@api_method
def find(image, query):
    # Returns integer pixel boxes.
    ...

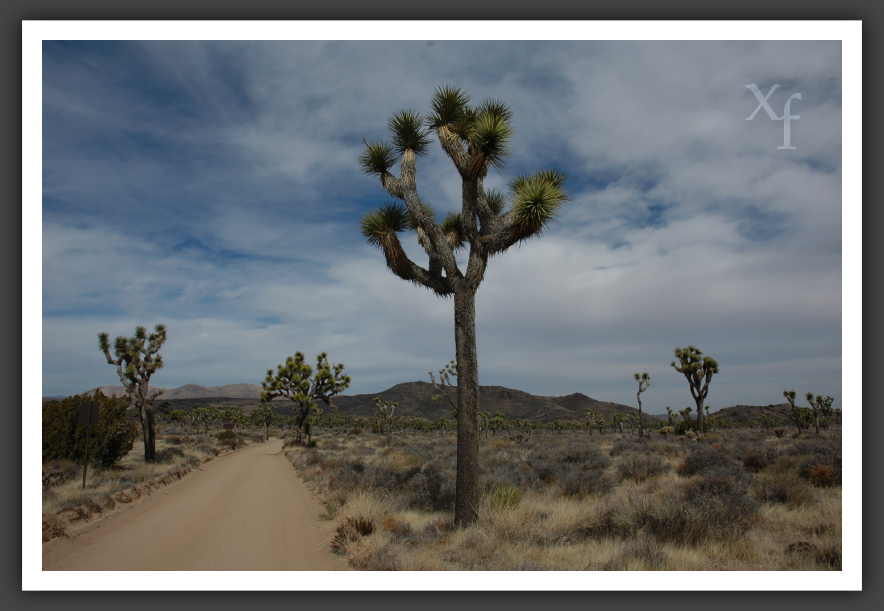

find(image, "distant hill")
[57,381,653,424]
[50,382,793,425]
[711,403,795,427]
[324,382,651,423]
[80,383,261,400]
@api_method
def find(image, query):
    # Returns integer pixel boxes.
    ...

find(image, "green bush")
[489,485,523,510]
[42,391,138,468]
[216,429,237,441]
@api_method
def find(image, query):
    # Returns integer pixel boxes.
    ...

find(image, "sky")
[25,21,861,593]
[32,24,857,418]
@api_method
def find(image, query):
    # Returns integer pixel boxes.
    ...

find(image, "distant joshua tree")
[251,401,279,440]
[584,408,597,436]
[671,346,719,434]
[98,324,167,463]
[261,351,351,444]
[634,372,651,437]
[783,390,803,434]
[806,393,835,435]
[373,395,398,444]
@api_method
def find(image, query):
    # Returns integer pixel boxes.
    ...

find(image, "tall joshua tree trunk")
[454,289,480,521]
[359,86,568,526]
[634,372,650,438]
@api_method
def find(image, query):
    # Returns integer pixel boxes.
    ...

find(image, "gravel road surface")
[42,438,349,571]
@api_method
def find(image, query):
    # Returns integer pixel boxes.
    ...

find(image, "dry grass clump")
[292,427,842,571]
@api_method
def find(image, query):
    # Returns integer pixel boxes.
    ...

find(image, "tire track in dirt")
[42,439,349,571]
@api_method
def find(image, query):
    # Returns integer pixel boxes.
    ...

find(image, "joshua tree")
[634,372,651,437]
[360,86,569,526]
[220,406,248,432]
[373,395,398,444]
[678,406,695,433]
[429,360,459,413]
[251,401,279,440]
[190,406,220,436]
[806,393,834,435]
[478,411,491,438]
[671,346,719,434]
[584,408,597,436]
[816,395,835,429]
[783,389,804,434]
[594,412,607,435]
[98,324,167,462]
[261,351,351,444]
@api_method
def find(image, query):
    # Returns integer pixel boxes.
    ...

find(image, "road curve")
[42,438,349,571]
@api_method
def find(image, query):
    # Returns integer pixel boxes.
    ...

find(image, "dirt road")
[42,439,350,571]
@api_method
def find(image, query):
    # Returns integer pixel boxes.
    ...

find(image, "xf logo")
[746,83,802,150]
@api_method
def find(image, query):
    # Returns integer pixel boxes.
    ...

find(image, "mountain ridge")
[59,381,657,424]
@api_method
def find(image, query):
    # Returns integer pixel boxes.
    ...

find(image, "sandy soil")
[42,438,350,571]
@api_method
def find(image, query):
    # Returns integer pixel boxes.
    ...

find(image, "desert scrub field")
[286,427,842,570]
[42,424,266,541]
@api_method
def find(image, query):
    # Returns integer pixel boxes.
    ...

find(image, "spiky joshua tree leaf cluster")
[359,85,569,297]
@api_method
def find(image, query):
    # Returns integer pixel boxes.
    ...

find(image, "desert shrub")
[753,471,815,506]
[615,453,672,482]
[420,458,456,511]
[518,439,611,492]
[590,470,759,546]
[787,438,841,468]
[647,438,683,458]
[675,419,697,435]
[479,446,528,491]
[220,437,239,450]
[802,464,839,487]
[741,446,778,473]
[658,426,675,437]
[361,462,420,492]
[680,473,760,538]
[556,464,616,497]
[330,515,375,555]
[43,392,138,469]
[609,437,647,457]
[216,429,236,441]
[814,542,842,570]
[784,436,842,486]
[42,459,80,490]
[154,445,187,463]
[544,437,611,469]
[300,447,324,467]
[613,532,668,570]
[677,444,737,477]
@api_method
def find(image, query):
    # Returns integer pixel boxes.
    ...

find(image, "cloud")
[37,37,846,415]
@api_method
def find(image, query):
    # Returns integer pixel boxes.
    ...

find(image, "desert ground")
[42,438,349,571]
